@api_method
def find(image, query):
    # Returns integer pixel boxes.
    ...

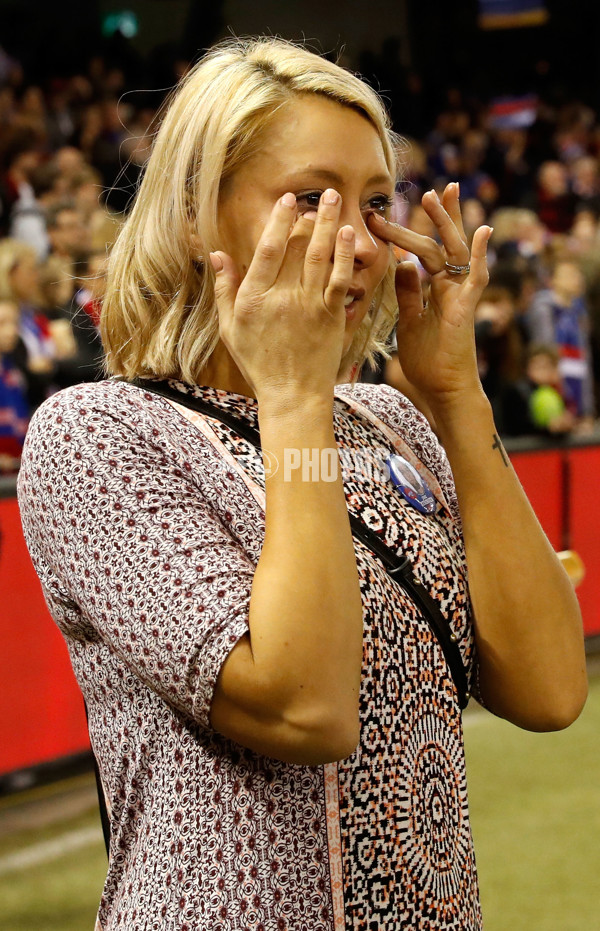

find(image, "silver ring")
[445,261,471,275]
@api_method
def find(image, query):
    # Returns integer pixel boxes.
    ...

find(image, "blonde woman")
[18,38,586,931]
[0,238,59,405]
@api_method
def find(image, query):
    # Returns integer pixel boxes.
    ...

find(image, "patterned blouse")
[18,378,482,931]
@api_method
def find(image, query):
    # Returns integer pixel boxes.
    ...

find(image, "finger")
[278,212,318,282]
[324,225,355,313]
[367,213,444,275]
[394,261,426,327]
[421,189,469,266]
[243,192,297,291]
[301,188,343,292]
[209,251,241,336]
[441,182,467,243]
[459,225,492,305]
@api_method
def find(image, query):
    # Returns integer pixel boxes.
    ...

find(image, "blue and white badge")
[386,454,438,515]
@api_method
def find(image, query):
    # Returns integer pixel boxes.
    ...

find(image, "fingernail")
[209,252,223,272]
[281,192,296,208]
[455,181,460,197]
[432,189,441,203]
[340,225,354,241]
[487,226,494,238]
[323,189,340,205]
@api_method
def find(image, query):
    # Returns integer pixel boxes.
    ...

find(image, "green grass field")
[464,669,600,931]
[0,672,597,930]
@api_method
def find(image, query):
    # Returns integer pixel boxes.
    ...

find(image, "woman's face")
[9,254,41,303]
[217,95,395,354]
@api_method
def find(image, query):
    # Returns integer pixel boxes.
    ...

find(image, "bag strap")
[132,378,470,709]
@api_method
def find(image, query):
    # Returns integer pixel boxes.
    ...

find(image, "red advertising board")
[566,447,600,639]
[0,496,90,776]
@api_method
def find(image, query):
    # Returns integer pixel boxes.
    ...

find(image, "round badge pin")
[386,454,438,515]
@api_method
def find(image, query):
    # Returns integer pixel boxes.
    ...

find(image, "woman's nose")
[342,210,380,267]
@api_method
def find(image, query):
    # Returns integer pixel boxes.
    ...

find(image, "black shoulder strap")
[131,378,470,709]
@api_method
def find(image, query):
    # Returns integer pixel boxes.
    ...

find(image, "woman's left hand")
[372,185,588,732]
[368,183,492,412]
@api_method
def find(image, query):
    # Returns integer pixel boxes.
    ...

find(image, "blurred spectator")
[71,165,123,251]
[0,238,55,406]
[45,200,90,271]
[502,343,575,437]
[0,125,45,254]
[489,207,547,262]
[54,250,106,386]
[527,161,577,233]
[54,145,86,188]
[78,103,103,163]
[462,197,487,245]
[38,254,78,366]
[30,159,70,212]
[39,253,74,314]
[17,85,47,138]
[567,209,599,256]
[475,285,524,432]
[0,296,29,473]
[45,81,77,149]
[90,98,131,203]
[525,258,595,428]
[72,164,105,222]
[526,344,575,434]
[571,155,600,216]
[484,127,533,206]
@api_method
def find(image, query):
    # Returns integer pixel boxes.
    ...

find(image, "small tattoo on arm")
[492,433,509,467]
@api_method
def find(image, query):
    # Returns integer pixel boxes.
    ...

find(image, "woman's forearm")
[211,394,363,763]
[431,389,587,730]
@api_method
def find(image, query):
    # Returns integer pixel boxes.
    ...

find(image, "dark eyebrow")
[288,168,393,188]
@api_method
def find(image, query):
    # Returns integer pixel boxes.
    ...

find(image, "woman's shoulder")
[20,379,191,486]
[26,379,169,435]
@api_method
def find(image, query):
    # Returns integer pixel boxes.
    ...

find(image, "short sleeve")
[17,384,259,730]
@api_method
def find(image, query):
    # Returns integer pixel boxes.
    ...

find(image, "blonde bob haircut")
[101,36,401,384]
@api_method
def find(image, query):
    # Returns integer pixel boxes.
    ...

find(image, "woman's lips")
[344,289,365,318]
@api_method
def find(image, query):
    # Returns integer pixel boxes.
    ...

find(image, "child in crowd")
[525,258,595,430]
[502,344,575,437]
[527,344,575,434]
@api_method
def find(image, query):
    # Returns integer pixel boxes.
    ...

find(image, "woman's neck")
[197,341,256,398]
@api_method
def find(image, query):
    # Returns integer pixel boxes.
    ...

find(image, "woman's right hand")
[208,194,365,765]
[209,190,355,405]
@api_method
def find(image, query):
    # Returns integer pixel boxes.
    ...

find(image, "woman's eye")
[296,191,323,210]
[295,191,393,215]
[365,195,394,216]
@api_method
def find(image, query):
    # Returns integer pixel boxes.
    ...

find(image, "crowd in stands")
[2,37,600,473]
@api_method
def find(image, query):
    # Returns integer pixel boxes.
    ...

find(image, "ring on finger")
[445,261,471,275]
